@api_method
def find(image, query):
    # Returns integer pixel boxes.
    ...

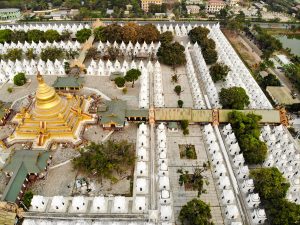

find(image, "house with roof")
[1,150,51,204]
[52,76,84,91]
[98,99,148,130]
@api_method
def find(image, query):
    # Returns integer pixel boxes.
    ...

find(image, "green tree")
[209,63,230,82]
[86,47,98,60]
[178,99,184,108]
[239,134,267,164]
[265,199,300,225]
[94,26,107,42]
[219,87,250,110]
[121,23,139,44]
[125,69,141,87]
[72,141,135,182]
[103,24,123,43]
[13,72,27,86]
[202,48,218,65]
[179,198,214,225]
[25,48,37,60]
[188,27,210,43]
[106,46,120,61]
[76,28,92,43]
[180,120,189,130]
[174,85,182,96]
[114,76,126,88]
[61,30,72,41]
[157,42,186,68]
[262,73,281,88]
[12,30,27,43]
[159,31,173,45]
[22,190,33,210]
[5,48,23,61]
[27,29,45,43]
[200,38,216,51]
[44,29,61,43]
[138,23,160,44]
[0,29,13,43]
[250,167,290,200]
[40,47,64,61]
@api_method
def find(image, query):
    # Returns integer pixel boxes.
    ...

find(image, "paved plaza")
[167,125,225,225]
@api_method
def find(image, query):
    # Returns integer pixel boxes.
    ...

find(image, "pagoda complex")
[8,73,95,149]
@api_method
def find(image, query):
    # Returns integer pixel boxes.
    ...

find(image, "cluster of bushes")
[0,29,72,44]
[209,63,230,82]
[94,23,160,44]
[114,69,141,88]
[157,31,186,68]
[188,27,218,65]
[251,25,282,59]
[219,87,250,110]
[250,167,300,225]
[228,111,267,164]
[283,64,300,92]
[0,47,78,62]
[13,72,27,86]
[180,120,189,135]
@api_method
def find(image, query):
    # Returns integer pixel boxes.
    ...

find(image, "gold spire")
[35,72,63,114]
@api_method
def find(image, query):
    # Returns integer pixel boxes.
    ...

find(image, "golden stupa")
[8,73,95,148]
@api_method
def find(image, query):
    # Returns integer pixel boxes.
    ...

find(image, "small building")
[50,10,69,20]
[141,0,163,12]
[186,5,200,14]
[266,86,300,105]
[0,8,21,21]
[1,150,51,204]
[0,101,12,126]
[167,122,178,132]
[98,99,148,130]
[52,76,84,91]
[276,54,292,67]
[206,0,226,13]
[186,0,204,4]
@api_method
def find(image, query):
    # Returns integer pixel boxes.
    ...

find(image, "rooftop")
[2,150,50,203]
[0,8,20,13]
[52,76,84,88]
[266,86,300,105]
[0,101,12,121]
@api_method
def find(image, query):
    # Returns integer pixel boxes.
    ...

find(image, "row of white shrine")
[97,41,159,58]
[0,40,81,55]
[0,59,66,83]
[156,123,173,223]
[0,23,90,34]
[262,125,300,204]
[29,123,152,215]
[221,124,268,224]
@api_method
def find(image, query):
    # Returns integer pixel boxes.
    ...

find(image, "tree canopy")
[72,140,135,182]
[202,48,218,65]
[250,167,290,201]
[188,27,210,44]
[179,198,214,225]
[262,73,281,88]
[27,29,45,43]
[125,69,141,87]
[0,29,13,43]
[13,72,27,86]
[265,198,300,225]
[219,87,250,110]
[114,76,126,88]
[157,41,186,68]
[159,31,173,45]
[209,63,230,82]
[43,29,61,43]
[5,48,23,61]
[40,47,64,62]
[228,111,267,164]
[76,28,92,43]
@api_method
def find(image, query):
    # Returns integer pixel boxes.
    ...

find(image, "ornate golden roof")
[34,72,63,115]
